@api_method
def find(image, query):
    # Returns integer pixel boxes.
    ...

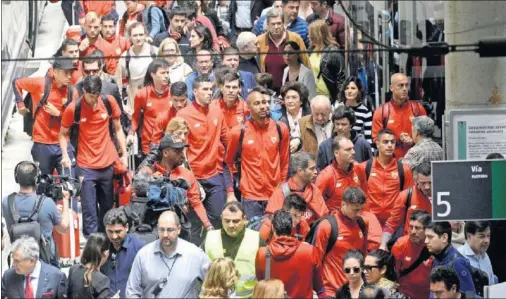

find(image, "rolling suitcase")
[53,196,80,267]
[113,158,133,207]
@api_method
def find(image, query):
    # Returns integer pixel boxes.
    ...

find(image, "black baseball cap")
[160,135,189,150]
[53,56,77,70]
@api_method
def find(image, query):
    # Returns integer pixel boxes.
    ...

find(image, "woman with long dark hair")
[335,76,373,146]
[282,41,317,100]
[126,59,172,158]
[186,24,222,71]
[363,250,408,299]
[336,250,370,299]
[67,233,114,298]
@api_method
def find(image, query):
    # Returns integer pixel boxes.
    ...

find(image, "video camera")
[36,174,81,201]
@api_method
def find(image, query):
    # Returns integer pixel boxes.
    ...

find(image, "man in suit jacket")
[2,236,66,299]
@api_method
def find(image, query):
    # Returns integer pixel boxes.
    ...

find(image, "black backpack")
[234,120,283,193]
[247,183,291,232]
[22,77,74,137]
[69,95,114,156]
[136,5,170,35]
[365,158,406,191]
[305,214,367,259]
[6,193,59,267]
[448,253,489,297]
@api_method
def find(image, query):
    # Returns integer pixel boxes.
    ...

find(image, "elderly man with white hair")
[292,95,333,157]
[403,115,443,170]
[1,236,67,299]
[236,32,260,74]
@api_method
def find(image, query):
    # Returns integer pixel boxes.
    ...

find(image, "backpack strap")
[356,216,368,247]
[265,247,271,280]
[281,183,291,199]
[234,121,247,182]
[325,215,339,257]
[125,49,131,80]
[397,160,405,191]
[102,95,113,116]
[275,121,283,151]
[71,97,83,155]
[365,158,374,181]
[67,85,75,106]
[7,193,21,224]
[33,76,52,120]
[409,101,421,117]
[27,196,45,222]
[399,246,430,277]
[382,102,390,129]
[405,187,413,211]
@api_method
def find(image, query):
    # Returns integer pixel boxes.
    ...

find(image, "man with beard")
[126,211,211,298]
[224,86,290,219]
[203,201,263,298]
[391,210,433,299]
[380,161,434,250]
[135,135,214,239]
[101,208,145,298]
[152,6,190,52]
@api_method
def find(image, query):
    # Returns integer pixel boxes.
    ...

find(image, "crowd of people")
[2,0,505,298]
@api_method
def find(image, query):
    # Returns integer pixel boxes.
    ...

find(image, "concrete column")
[445,1,506,109]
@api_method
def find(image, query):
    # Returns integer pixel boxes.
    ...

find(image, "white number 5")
[437,192,451,217]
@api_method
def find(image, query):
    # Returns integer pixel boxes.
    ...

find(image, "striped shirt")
[334,102,373,146]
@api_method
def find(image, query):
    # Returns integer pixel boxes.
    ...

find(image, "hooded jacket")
[255,236,326,299]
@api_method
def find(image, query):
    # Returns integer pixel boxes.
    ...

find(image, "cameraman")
[135,135,214,244]
[2,161,70,266]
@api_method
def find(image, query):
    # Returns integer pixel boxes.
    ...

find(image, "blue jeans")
[77,164,114,237]
[198,173,227,229]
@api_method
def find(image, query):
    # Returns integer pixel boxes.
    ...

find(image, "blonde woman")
[251,279,286,299]
[158,38,193,83]
[201,258,239,298]
[309,19,345,104]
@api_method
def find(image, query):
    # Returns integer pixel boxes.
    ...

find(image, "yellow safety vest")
[205,229,259,298]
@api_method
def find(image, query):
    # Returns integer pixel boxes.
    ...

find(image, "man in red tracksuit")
[256,210,327,299]
[101,14,130,73]
[380,161,433,249]
[13,57,78,176]
[314,186,369,296]
[266,151,328,225]
[224,86,290,220]
[260,194,311,242]
[391,210,433,299]
[372,73,426,158]
[177,75,232,229]
[315,136,369,212]
[358,129,413,226]
[60,75,127,237]
[151,82,188,146]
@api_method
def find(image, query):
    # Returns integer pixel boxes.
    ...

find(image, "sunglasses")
[344,267,361,274]
[362,265,381,271]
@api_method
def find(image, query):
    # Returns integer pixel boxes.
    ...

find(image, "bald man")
[372,73,426,158]
[126,211,211,298]
[224,86,290,220]
[294,95,333,157]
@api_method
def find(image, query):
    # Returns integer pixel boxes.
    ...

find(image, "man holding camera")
[135,135,214,244]
[2,161,70,267]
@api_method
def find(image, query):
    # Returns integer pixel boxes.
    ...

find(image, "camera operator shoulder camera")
[1,161,72,267]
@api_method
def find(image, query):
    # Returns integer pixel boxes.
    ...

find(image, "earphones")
[14,161,40,185]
